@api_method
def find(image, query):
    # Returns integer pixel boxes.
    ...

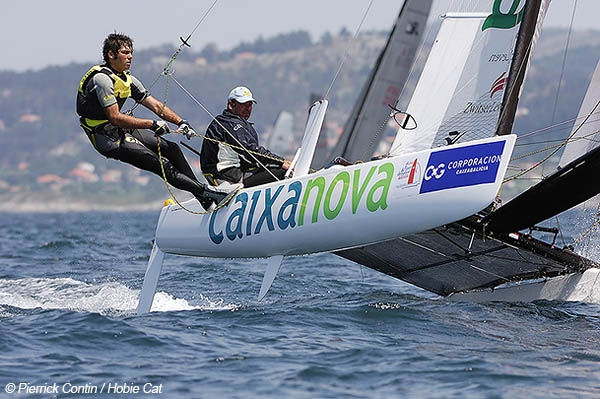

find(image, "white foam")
[0,278,238,315]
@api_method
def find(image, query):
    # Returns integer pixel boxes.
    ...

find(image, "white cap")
[227,86,256,104]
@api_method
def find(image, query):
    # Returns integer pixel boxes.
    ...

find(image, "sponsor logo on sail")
[396,159,421,188]
[420,141,505,193]
[482,0,525,31]
[424,164,445,181]
[488,52,513,63]
[463,101,502,114]
[490,72,507,98]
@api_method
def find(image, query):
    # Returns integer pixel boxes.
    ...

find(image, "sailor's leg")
[242,166,287,188]
[131,129,197,181]
[137,240,165,314]
[117,132,207,199]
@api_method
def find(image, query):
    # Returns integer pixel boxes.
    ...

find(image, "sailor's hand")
[151,120,170,136]
[282,160,292,170]
[178,119,196,140]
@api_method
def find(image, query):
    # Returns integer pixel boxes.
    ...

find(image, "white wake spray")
[0,277,238,315]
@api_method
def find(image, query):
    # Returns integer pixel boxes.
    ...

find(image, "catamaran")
[137,0,600,314]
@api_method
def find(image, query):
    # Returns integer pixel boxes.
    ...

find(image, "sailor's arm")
[103,104,155,129]
[103,96,187,134]
[232,125,290,169]
[141,95,184,125]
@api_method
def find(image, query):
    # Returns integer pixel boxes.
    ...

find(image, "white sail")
[558,59,600,168]
[390,5,525,155]
[294,100,328,177]
[266,111,294,157]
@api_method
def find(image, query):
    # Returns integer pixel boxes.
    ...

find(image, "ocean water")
[2,211,600,398]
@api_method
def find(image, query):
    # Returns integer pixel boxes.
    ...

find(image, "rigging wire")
[168,74,280,181]
[127,0,220,116]
[549,0,578,124]
[541,0,578,179]
[515,112,600,141]
[509,125,600,162]
[503,99,600,182]
[323,0,375,100]
[155,134,241,215]
[124,0,283,210]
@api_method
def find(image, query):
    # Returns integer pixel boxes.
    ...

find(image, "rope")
[128,0,230,212]
[168,74,281,180]
[155,134,240,214]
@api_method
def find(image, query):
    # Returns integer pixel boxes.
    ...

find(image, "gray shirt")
[88,72,147,109]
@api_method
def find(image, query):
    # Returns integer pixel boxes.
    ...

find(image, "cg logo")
[424,163,445,181]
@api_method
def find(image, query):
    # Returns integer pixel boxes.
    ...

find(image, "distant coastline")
[0,198,163,213]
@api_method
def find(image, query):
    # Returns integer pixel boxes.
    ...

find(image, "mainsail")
[336,0,600,297]
[390,2,530,156]
[325,0,432,165]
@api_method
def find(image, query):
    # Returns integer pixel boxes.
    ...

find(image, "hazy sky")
[1,0,597,72]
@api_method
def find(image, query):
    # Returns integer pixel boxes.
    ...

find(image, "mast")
[496,0,543,136]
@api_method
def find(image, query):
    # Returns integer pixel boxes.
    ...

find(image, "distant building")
[235,52,256,60]
[19,113,41,123]
[77,162,95,173]
[135,176,150,186]
[68,163,99,183]
[37,174,69,184]
[194,57,208,66]
[102,170,122,183]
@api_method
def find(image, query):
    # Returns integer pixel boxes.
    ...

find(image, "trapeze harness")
[76,65,135,150]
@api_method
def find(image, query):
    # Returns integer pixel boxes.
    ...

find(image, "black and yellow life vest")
[77,65,133,129]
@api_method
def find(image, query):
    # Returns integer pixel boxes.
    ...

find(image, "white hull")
[449,268,600,303]
[154,135,516,258]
